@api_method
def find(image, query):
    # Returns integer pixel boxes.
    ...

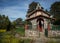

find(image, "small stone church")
[25,2,55,38]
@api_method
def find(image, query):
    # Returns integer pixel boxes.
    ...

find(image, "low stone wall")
[48,30,60,37]
[25,30,39,38]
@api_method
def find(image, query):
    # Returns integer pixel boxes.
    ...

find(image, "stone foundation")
[25,29,46,39]
[48,30,60,37]
[25,30,39,38]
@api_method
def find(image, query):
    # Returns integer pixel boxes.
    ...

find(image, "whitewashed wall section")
[30,19,37,29]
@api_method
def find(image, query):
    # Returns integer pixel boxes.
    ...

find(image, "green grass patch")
[16,27,25,36]
[24,39,32,43]
[0,32,23,43]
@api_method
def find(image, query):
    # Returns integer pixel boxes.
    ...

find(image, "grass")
[0,32,32,43]
[24,39,32,43]
[46,39,60,43]
[15,27,25,36]
[0,27,32,43]
[0,29,6,32]
[48,35,60,39]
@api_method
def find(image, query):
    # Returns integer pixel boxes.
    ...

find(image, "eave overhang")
[26,15,55,21]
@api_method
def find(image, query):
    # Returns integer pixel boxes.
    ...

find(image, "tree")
[27,1,44,13]
[27,2,38,13]
[0,14,11,31]
[6,16,11,31]
[53,19,60,25]
[45,9,49,13]
[14,18,23,27]
[50,2,60,20]
[50,2,60,25]
[23,20,32,25]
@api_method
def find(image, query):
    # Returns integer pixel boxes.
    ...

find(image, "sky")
[0,0,60,21]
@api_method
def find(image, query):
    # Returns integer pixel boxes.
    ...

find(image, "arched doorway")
[37,17,44,32]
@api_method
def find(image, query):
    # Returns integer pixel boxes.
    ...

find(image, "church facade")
[25,2,55,38]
